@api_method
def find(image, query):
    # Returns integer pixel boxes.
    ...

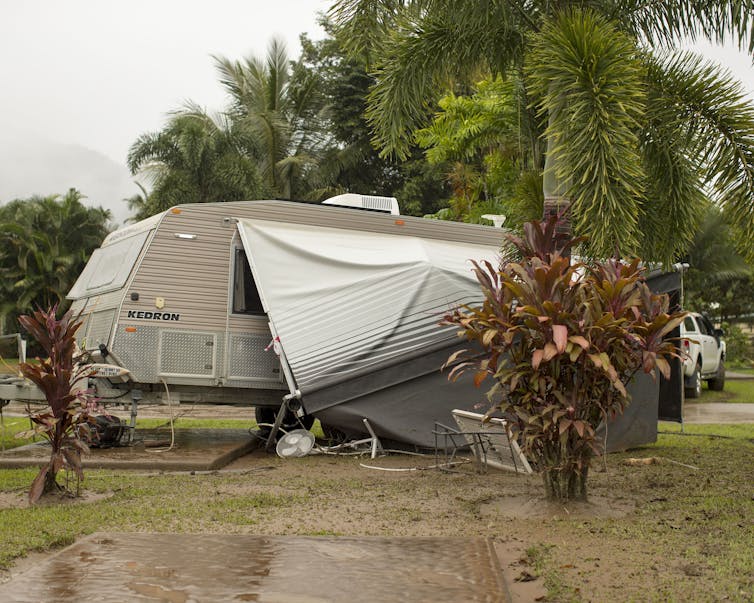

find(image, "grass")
[0,417,35,452]
[0,416,257,452]
[0,358,25,376]
[693,376,754,403]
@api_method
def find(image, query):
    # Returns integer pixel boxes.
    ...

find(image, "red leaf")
[569,335,590,350]
[542,342,558,362]
[473,370,488,388]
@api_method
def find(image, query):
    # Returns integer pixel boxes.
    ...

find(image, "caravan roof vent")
[322,193,400,215]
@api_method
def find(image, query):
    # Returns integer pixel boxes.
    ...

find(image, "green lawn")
[697,377,754,403]
[0,417,258,452]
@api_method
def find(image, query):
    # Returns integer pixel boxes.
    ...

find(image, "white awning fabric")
[237,218,500,395]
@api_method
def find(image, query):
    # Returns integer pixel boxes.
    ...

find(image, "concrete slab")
[0,532,510,602]
[682,402,754,424]
[0,429,259,471]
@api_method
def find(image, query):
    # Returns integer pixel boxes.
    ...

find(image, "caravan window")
[232,249,264,315]
[67,230,150,300]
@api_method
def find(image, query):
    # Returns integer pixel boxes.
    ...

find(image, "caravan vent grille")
[322,193,400,215]
[228,334,282,381]
[362,196,393,212]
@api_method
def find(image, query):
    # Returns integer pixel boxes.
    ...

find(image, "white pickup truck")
[680,312,726,398]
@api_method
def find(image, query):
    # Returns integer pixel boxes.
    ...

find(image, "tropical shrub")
[443,218,684,502]
[16,307,95,504]
[720,322,753,368]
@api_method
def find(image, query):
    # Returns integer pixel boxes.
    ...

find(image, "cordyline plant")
[16,306,94,504]
[443,218,684,502]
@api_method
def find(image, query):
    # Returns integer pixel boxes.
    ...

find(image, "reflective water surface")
[1,533,508,602]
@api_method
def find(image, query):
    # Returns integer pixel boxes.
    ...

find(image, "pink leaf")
[552,325,568,353]
[569,335,590,350]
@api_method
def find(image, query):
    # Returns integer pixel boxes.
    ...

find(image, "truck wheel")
[685,361,702,399]
[707,360,725,391]
[255,406,314,437]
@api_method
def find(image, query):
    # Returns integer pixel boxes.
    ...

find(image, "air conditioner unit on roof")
[322,193,400,215]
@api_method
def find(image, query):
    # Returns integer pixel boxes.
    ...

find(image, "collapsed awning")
[236,218,501,412]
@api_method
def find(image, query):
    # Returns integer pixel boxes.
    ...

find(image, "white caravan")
[61,198,506,447]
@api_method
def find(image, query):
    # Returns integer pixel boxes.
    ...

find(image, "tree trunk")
[43,466,59,495]
[539,439,591,502]
[542,102,572,243]
[542,463,589,502]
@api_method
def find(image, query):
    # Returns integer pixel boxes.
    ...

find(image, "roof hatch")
[322,193,400,215]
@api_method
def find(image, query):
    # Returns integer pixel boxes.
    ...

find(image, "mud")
[0,428,259,471]
[0,532,509,602]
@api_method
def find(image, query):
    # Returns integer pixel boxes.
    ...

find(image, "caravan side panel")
[112,205,282,389]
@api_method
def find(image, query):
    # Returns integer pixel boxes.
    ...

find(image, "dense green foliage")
[719,322,754,368]
[415,77,543,225]
[127,25,449,220]
[331,0,754,263]
[294,22,449,216]
[0,190,111,334]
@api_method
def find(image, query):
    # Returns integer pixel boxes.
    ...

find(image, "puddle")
[0,533,508,602]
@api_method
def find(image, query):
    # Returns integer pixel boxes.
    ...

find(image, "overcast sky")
[1,1,752,177]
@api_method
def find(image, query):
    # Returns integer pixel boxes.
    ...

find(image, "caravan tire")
[254,406,314,437]
[320,423,348,445]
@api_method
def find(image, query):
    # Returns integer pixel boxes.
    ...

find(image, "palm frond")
[616,0,754,52]
[527,8,646,258]
[646,50,754,260]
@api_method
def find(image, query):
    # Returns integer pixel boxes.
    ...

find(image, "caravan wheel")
[255,406,314,437]
[320,423,348,445]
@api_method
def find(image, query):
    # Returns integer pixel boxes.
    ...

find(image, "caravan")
[64,197,505,447]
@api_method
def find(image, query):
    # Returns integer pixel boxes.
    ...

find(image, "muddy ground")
[2,403,753,601]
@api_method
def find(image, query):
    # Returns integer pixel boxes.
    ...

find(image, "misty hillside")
[0,139,138,226]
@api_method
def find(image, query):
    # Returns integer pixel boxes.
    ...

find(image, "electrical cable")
[147,379,176,452]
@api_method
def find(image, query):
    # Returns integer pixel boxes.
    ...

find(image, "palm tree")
[214,37,326,199]
[127,106,265,219]
[330,1,754,263]
[683,204,752,313]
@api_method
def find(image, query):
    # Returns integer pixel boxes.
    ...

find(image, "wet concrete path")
[0,533,509,602]
[681,402,754,424]
[0,428,258,471]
